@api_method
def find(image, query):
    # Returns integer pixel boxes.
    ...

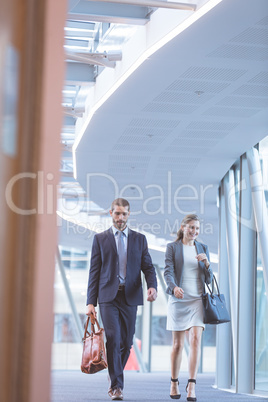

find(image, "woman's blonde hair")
[176,214,200,241]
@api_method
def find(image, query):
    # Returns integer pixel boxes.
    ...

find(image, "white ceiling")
[62,0,268,257]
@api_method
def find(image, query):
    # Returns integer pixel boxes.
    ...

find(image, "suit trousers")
[99,289,137,390]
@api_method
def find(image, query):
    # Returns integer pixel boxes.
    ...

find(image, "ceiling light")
[64,27,95,33]
[195,90,204,96]
[62,89,77,95]
[64,45,93,51]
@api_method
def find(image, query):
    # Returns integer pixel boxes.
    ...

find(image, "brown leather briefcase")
[81,315,108,374]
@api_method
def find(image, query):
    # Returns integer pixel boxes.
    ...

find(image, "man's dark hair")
[111,198,130,211]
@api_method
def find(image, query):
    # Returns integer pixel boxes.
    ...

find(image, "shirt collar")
[112,225,128,237]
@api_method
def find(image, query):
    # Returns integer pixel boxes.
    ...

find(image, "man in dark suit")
[86,198,157,401]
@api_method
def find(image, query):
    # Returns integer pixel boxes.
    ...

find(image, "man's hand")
[86,304,97,319]
[147,287,157,302]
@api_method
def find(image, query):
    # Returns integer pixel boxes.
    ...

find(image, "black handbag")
[202,274,230,325]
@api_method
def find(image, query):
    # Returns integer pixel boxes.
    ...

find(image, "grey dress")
[164,240,213,331]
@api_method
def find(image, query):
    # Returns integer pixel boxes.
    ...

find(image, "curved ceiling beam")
[85,0,196,11]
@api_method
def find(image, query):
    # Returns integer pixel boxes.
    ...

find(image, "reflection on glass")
[61,248,88,270]
[233,162,240,233]
[255,241,268,391]
[255,137,268,391]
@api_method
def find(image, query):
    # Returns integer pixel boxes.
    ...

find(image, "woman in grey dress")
[164,214,213,402]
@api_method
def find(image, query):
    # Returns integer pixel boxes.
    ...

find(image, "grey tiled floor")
[51,371,268,401]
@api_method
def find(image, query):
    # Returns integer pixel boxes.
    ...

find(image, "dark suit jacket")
[164,239,213,295]
[87,227,157,306]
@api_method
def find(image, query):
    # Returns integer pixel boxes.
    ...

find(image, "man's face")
[110,205,130,231]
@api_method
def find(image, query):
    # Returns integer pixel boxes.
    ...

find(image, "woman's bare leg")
[186,326,203,398]
[170,331,185,396]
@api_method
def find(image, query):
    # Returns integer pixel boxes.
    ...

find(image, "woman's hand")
[196,253,210,268]
[173,286,184,299]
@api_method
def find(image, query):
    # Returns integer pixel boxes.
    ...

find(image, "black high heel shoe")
[186,379,197,402]
[170,378,181,399]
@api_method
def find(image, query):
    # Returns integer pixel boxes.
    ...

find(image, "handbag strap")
[206,274,220,296]
[200,243,213,293]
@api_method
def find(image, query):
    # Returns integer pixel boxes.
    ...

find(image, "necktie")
[117,231,127,281]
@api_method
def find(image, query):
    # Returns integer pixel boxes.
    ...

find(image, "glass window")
[52,248,89,369]
[255,238,268,391]
[61,247,89,270]
[255,137,268,391]
[232,161,241,234]
[202,326,216,373]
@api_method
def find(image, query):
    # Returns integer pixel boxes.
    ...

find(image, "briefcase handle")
[83,315,101,341]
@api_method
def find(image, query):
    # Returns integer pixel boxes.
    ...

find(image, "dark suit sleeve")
[86,234,102,306]
[140,235,157,290]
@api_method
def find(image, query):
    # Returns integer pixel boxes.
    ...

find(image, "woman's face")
[182,220,200,242]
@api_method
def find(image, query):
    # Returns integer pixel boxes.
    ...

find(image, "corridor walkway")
[51,371,267,401]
